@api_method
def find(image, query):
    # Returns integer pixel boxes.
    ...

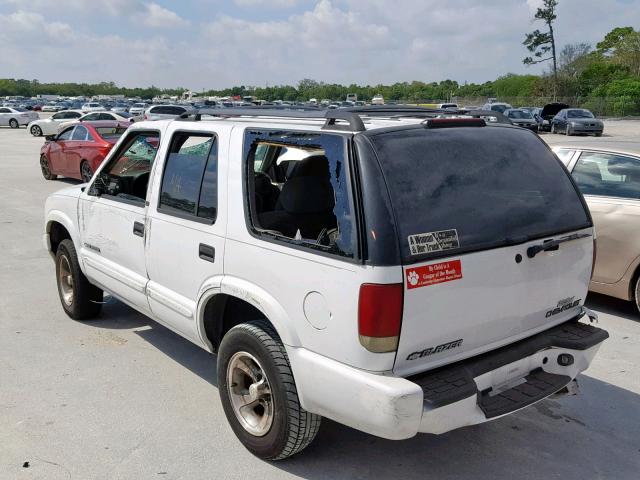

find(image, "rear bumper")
[288,312,607,440]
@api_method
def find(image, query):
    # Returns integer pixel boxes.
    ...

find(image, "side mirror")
[45,134,56,142]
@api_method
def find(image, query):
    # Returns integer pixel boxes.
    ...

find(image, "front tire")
[634,276,640,315]
[217,320,321,460]
[40,155,57,180]
[9,119,19,129]
[55,239,103,320]
[31,125,42,136]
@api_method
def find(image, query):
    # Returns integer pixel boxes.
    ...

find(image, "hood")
[541,102,570,118]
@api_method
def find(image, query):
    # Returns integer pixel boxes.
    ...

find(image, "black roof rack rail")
[342,106,512,125]
[177,107,366,132]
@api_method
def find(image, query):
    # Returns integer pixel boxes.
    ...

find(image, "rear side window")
[366,126,591,263]
[158,132,217,223]
[572,152,640,199]
[71,125,88,140]
[243,129,356,259]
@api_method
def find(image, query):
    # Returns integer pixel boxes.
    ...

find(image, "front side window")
[158,132,217,222]
[243,129,356,259]
[83,113,99,121]
[572,152,640,199]
[90,130,160,204]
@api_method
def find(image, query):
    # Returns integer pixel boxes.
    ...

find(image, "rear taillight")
[358,283,403,353]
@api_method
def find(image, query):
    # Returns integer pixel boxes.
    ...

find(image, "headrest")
[290,155,330,179]
[279,177,334,214]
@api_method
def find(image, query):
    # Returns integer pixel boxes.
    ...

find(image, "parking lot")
[1,121,639,479]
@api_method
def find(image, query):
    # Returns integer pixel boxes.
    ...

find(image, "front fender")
[196,275,301,350]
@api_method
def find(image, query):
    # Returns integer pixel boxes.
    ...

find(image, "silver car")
[143,104,191,121]
[554,146,640,312]
[0,107,39,128]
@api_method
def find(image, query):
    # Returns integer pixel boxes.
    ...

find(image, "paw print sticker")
[407,271,419,287]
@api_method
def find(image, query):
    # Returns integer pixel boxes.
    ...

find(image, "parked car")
[111,104,130,114]
[39,121,129,182]
[538,102,570,132]
[58,111,136,130]
[42,103,64,112]
[0,106,39,128]
[143,104,191,120]
[371,94,384,105]
[480,102,512,113]
[554,146,640,311]
[43,108,608,460]
[551,109,603,136]
[129,102,148,116]
[503,108,539,131]
[81,102,106,112]
[28,110,84,136]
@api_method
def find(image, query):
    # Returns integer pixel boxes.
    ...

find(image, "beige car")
[554,146,640,312]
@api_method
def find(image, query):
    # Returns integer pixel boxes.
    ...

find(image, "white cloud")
[138,2,189,28]
[234,0,300,7]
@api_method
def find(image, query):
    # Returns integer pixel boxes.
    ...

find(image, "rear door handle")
[199,243,215,263]
[133,221,145,237]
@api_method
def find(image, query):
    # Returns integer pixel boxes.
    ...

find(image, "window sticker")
[408,229,459,255]
[406,260,462,290]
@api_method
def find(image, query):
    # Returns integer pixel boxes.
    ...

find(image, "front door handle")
[133,221,145,237]
[199,243,215,263]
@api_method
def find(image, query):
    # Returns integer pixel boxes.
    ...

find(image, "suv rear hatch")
[363,124,593,377]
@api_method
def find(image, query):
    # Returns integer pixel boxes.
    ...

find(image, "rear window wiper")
[527,232,592,258]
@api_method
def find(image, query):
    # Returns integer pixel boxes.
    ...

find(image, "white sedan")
[81,102,106,112]
[57,111,137,131]
[0,107,39,128]
[27,110,83,136]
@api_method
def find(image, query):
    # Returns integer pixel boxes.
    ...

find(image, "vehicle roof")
[553,144,640,157]
[79,120,131,128]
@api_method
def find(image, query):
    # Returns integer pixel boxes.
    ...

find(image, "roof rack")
[343,106,512,124]
[177,107,366,132]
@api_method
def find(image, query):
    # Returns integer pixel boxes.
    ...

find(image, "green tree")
[523,0,559,93]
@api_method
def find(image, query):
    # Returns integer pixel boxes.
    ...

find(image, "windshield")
[567,109,594,118]
[366,126,591,263]
[95,126,127,139]
[490,104,510,113]
[507,110,533,119]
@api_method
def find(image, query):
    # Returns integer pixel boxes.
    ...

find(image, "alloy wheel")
[58,254,74,307]
[81,162,93,183]
[31,125,42,136]
[226,351,274,437]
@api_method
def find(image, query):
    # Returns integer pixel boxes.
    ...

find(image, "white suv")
[44,107,608,460]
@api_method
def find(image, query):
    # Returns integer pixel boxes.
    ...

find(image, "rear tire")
[55,239,103,320]
[80,161,93,183]
[595,132,603,137]
[30,125,42,136]
[566,125,572,136]
[217,320,321,460]
[9,119,19,129]
[40,155,57,180]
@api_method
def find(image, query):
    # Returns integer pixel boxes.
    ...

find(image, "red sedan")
[40,121,129,182]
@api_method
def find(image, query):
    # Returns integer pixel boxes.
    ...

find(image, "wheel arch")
[45,211,81,258]
[196,277,300,353]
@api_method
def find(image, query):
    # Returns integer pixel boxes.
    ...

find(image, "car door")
[48,126,74,175]
[570,150,640,284]
[0,107,10,126]
[63,124,90,178]
[144,124,228,342]
[79,128,163,312]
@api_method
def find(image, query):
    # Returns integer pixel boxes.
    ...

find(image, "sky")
[0,0,639,90]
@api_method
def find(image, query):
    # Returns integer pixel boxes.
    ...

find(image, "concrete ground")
[1,121,639,480]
